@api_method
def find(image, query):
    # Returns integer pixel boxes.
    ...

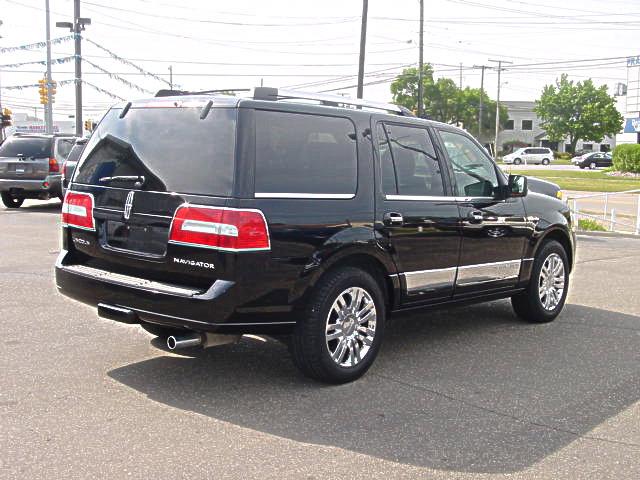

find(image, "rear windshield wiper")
[98,175,146,188]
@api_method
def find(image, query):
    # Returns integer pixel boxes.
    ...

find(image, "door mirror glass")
[508,174,528,197]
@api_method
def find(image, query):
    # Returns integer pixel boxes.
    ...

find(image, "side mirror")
[507,174,528,198]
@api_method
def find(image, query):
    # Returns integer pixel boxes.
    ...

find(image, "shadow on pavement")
[1,201,62,214]
[108,301,640,473]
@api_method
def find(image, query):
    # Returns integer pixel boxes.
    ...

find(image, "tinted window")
[66,143,86,163]
[439,130,499,197]
[378,123,445,196]
[255,111,357,195]
[524,149,534,154]
[56,138,75,159]
[74,107,236,196]
[0,137,51,157]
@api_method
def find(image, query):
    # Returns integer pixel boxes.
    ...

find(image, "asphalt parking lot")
[2,200,639,479]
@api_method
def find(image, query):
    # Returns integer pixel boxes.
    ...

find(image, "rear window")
[73,107,236,196]
[0,137,51,158]
[254,110,357,197]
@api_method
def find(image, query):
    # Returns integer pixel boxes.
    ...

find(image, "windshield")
[0,137,52,158]
[73,106,237,196]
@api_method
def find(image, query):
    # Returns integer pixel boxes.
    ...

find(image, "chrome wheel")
[325,287,377,367]
[538,253,565,311]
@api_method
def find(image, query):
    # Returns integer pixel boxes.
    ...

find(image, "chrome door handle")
[384,212,404,225]
[468,211,484,223]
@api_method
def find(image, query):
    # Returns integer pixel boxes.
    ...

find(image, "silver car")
[0,133,76,208]
[503,147,554,165]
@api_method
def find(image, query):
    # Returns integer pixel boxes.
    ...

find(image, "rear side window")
[377,123,445,196]
[0,137,51,158]
[56,139,75,159]
[254,111,357,197]
[74,107,236,196]
[66,143,86,163]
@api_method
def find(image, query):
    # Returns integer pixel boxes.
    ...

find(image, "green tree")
[390,65,508,142]
[535,74,623,153]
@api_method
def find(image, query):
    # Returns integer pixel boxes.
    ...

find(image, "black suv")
[0,133,76,208]
[56,88,575,383]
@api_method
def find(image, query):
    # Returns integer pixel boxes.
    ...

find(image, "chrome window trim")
[385,194,495,202]
[255,193,355,199]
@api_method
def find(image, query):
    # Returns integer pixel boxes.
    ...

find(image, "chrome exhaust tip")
[167,333,203,350]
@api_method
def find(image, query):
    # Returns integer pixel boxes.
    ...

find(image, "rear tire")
[541,158,550,165]
[140,322,185,338]
[513,158,522,165]
[291,267,385,383]
[1,192,24,209]
[512,240,569,323]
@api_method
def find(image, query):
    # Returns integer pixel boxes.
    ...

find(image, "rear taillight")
[62,192,95,231]
[49,157,59,173]
[169,205,270,252]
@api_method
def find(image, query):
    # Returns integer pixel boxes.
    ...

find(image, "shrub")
[612,144,640,173]
[578,218,606,232]
[555,152,572,160]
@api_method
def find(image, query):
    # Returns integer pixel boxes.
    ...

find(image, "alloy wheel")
[325,287,377,367]
[538,253,565,311]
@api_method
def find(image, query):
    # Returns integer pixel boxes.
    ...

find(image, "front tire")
[291,267,385,383]
[512,240,569,323]
[513,158,522,165]
[1,192,24,209]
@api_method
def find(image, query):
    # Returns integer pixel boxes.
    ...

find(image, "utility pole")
[417,0,424,117]
[168,65,173,90]
[45,0,54,134]
[459,63,463,89]
[473,65,488,141]
[489,59,512,159]
[356,0,368,99]
[56,1,90,137]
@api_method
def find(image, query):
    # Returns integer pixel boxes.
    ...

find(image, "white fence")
[567,189,640,234]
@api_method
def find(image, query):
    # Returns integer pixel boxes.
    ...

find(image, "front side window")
[439,130,499,198]
[377,123,445,196]
[255,111,357,196]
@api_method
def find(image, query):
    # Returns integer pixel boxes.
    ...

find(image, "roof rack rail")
[252,87,413,116]
[154,88,250,97]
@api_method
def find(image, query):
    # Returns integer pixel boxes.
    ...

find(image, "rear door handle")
[383,212,404,226]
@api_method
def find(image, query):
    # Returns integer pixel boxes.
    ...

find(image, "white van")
[503,147,554,165]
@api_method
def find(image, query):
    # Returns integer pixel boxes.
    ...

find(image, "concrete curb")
[576,230,639,239]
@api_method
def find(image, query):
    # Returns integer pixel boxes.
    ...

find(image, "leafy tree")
[535,74,623,153]
[390,65,508,142]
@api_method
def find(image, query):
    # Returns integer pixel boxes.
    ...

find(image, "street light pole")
[489,59,512,159]
[473,65,488,141]
[356,0,368,99]
[57,1,89,137]
[417,0,424,117]
[45,0,54,134]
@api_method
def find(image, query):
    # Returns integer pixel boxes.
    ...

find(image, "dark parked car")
[0,133,76,208]
[574,152,612,169]
[62,137,88,196]
[56,88,576,383]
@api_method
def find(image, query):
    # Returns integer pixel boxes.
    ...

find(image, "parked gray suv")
[0,133,76,208]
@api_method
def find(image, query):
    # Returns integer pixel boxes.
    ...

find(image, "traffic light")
[38,78,57,104]
[1,108,12,128]
[38,78,48,105]
[49,80,57,104]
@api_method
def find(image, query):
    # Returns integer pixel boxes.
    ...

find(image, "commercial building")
[500,100,614,154]
[615,56,640,146]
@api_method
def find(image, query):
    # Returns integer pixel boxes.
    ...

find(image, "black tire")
[1,192,24,209]
[140,322,185,338]
[579,165,585,169]
[511,240,569,323]
[541,158,550,165]
[291,267,386,384]
[513,158,522,165]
